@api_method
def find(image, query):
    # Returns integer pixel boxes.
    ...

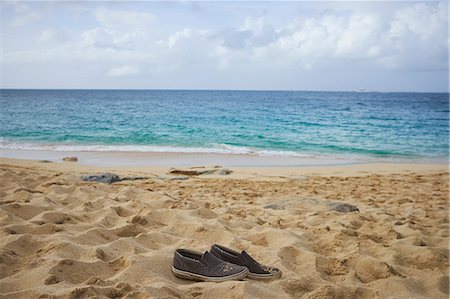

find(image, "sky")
[1,1,448,92]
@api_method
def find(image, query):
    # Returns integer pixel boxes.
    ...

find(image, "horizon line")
[1,88,448,94]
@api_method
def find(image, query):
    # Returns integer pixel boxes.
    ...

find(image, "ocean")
[0,89,448,163]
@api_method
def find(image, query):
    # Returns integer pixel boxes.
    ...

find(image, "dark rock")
[120,176,149,181]
[331,203,359,213]
[168,168,214,176]
[81,173,149,184]
[63,157,78,162]
[216,168,233,175]
[168,166,232,176]
[155,175,189,181]
[82,173,121,184]
[38,160,53,163]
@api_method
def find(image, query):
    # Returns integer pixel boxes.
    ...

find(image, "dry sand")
[0,158,448,298]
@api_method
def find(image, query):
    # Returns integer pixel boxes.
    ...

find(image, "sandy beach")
[0,157,448,298]
[2,0,449,297]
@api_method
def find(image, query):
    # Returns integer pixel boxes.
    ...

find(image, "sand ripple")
[0,163,448,298]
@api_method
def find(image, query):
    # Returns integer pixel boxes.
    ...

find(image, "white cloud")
[78,7,156,52]
[219,17,278,49]
[4,3,447,73]
[247,13,385,69]
[378,2,448,70]
[389,3,446,41]
[224,2,448,71]
[164,28,235,71]
[38,28,67,44]
[82,27,115,48]
[107,65,139,77]
[94,8,154,30]
[1,2,447,90]
[9,1,42,26]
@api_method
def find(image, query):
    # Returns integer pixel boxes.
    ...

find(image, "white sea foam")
[0,139,312,158]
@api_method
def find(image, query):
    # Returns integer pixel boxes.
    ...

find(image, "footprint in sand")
[1,203,49,220]
[315,255,349,277]
[112,224,145,238]
[131,215,149,226]
[353,256,396,283]
[48,257,128,284]
[31,211,76,225]
[277,246,307,272]
[280,278,315,298]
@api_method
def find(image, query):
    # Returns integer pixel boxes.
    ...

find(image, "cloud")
[38,28,67,44]
[1,1,447,90]
[4,2,448,73]
[94,8,154,30]
[246,13,386,69]
[9,1,42,26]
[156,28,230,71]
[378,2,448,70]
[232,2,448,71]
[220,29,252,49]
[107,65,139,77]
[218,17,278,49]
[78,7,156,51]
[81,27,116,48]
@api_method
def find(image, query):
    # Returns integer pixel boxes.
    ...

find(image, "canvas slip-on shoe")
[172,249,248,282]
[211,244,282,280]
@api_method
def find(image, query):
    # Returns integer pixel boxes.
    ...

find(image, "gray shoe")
[211,244,282,280]
[172,249,249,282]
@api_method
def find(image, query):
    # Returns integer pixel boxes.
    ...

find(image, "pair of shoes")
[172,244,282,282]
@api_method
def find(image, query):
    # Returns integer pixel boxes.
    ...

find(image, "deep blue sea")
[0,89,448,162]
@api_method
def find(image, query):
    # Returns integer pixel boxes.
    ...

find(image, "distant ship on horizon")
[353,88,370,92]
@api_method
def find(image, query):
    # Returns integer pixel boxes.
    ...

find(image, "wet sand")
[0,148,368,167]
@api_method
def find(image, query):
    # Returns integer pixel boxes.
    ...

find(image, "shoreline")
[0,156,447,179]
[0,148,447,168]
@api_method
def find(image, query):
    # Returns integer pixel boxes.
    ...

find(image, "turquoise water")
[0,89,448,162]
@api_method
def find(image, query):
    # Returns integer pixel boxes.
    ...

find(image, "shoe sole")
[172,266,248,282]
[247,270,282,280]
